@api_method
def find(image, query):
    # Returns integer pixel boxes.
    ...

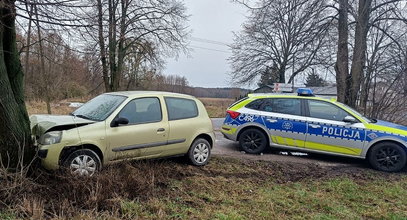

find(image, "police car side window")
[308,100,349,122]
[245,99,264,110]
[260,98,301,116]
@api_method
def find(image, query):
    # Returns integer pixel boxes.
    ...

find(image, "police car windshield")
[336,102,372,123]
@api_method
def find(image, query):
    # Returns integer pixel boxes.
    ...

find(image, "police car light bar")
[297,88,314,96]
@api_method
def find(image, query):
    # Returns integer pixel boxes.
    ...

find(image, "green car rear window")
[165,97,198,120]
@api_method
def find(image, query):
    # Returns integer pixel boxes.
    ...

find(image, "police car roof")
[247,93,336,101]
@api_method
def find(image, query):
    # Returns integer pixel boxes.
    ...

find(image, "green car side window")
[118,97,162,124]
[165,97,198,120]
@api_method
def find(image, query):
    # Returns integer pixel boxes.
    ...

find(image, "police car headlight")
[39,131,62,145]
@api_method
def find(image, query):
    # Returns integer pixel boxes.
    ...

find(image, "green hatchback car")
[31,91,215,175]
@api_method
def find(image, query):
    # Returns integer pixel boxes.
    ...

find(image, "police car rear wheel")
[239,129,267,154]
[368,142,406,172]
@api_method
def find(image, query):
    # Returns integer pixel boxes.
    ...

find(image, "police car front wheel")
[368,142,407,172]
[239,128,268,154]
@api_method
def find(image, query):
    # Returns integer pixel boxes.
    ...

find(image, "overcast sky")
[164,0,247,88]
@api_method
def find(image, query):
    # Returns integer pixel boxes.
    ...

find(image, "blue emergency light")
[297,88,314,96]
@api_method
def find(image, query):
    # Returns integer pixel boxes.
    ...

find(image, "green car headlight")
[39,131,62,145]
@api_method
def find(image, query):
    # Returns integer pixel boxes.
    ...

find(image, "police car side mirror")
[343,116,358,124]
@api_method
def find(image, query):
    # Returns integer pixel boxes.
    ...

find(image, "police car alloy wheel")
[368,142,407,172]
[239,129,268,154]
[188,138,211,166]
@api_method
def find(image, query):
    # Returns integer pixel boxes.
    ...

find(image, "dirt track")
[211,118,370,169]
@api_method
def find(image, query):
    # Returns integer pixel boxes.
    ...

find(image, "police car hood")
[30,114,95,137]
[372,120,407,134]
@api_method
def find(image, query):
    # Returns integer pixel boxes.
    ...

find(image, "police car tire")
[239,128,268,154]
[368,142,407,172]
[187,138,211,166]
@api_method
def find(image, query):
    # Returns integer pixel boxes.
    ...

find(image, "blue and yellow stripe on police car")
[270,135,362,155]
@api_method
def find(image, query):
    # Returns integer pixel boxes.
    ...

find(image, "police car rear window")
[261,98,301,116]
[229,97,249,108]
[245,99,264,110]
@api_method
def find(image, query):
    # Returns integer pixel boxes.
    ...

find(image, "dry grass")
[1,157,407,219]
[26,97,235,118]
[198,98,235,118]
[26,101,76,115]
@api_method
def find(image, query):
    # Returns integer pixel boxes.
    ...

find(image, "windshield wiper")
[369,118,378,123]
[71,113,95,121]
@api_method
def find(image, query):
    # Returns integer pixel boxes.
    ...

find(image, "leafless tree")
[87,0,189,92]
[334,0,407,107]
[230,0,332,85]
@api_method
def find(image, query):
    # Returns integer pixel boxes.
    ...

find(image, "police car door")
[304,100,366,156]
[259,98,307,148]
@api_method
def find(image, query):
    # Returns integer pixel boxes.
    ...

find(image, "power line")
[190,45,231,53]
[190,36,230,47]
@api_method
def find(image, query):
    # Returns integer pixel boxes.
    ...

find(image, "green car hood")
[30,114,95,137]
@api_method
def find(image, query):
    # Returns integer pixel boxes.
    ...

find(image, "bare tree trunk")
[24,2,33,92]
[108,0,118,91]
[349,0,372,108]
[0,0,35,169]
[335,0,349,104]
[116,0,128,91]
[34,3,51,114]
[97,0,111,92]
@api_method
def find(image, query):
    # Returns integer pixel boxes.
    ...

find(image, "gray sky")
[164,0,247,88]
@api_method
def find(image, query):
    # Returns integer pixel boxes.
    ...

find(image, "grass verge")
[1,157,406,219]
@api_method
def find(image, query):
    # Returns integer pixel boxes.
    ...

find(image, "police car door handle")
[267,119,278,123]
[309,124,321,128]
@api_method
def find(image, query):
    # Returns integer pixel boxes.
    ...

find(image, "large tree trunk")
[0,1,35,169]
[335,0,349,104]
[349,0,372,108]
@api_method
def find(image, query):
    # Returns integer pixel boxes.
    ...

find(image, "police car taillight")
[227,110,240,119]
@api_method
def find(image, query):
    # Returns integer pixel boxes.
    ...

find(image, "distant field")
[198,98,235,118]
[26,97,235,118]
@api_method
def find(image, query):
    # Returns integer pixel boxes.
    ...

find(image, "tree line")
[230,0,407,123]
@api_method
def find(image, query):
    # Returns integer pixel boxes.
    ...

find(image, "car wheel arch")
[59,144,104,166]
[237,125,270,146]
[192,133,213,148]
[366,139,407,158]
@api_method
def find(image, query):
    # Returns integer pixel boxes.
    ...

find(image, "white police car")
[221,89,407,172]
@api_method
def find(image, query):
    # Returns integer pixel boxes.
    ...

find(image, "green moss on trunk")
[0,1,35,169]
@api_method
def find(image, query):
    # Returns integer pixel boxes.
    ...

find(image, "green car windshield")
[71,94,126,121]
